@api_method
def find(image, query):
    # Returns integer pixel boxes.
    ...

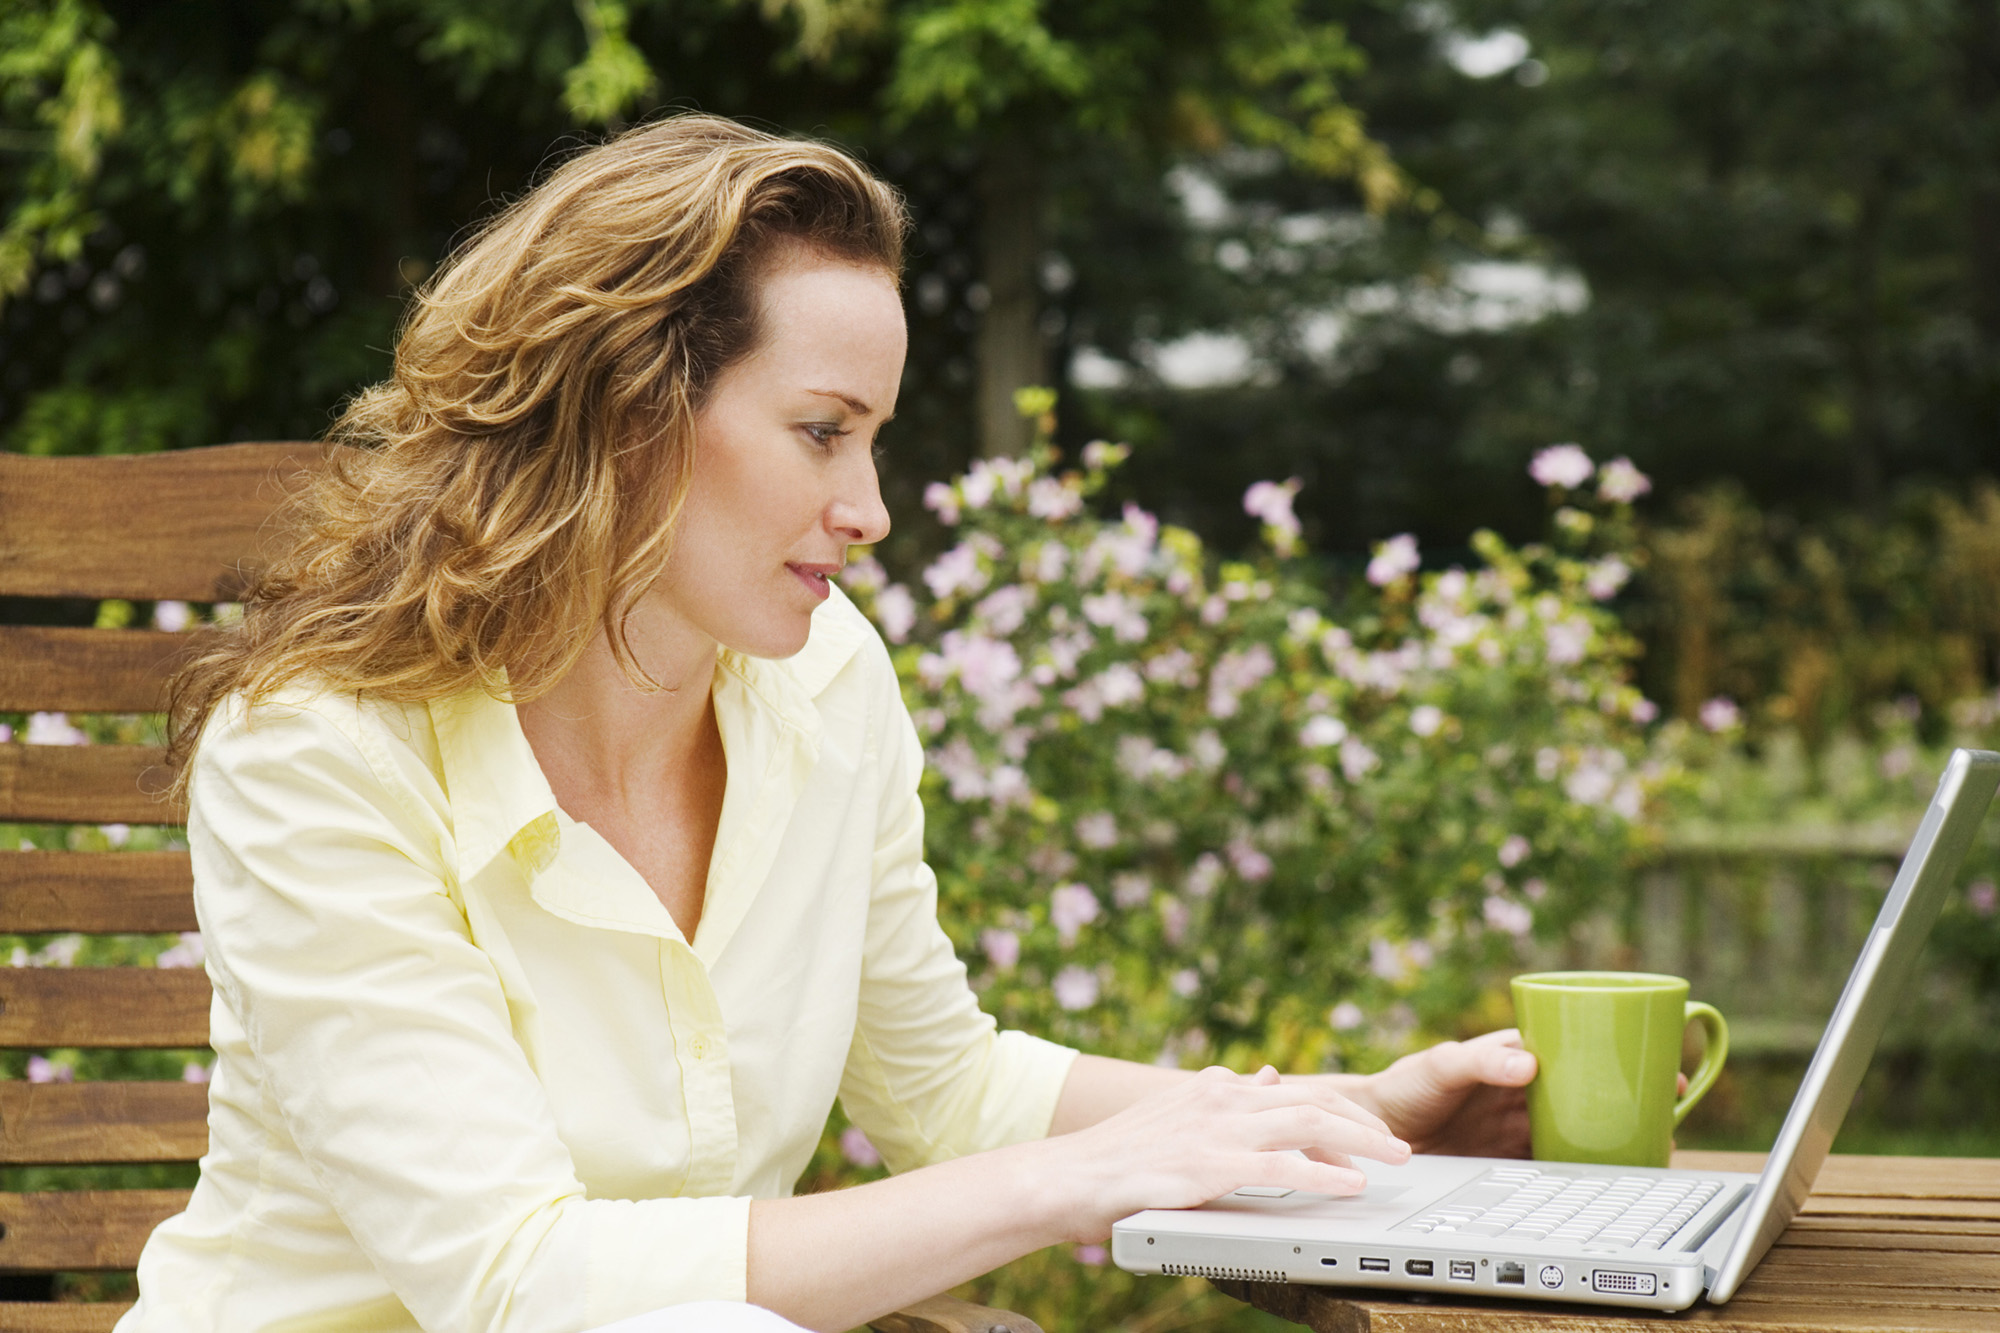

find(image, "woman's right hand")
[1041,1063,1412,1244]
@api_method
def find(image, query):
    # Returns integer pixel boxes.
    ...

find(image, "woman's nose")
[829,459,891,546]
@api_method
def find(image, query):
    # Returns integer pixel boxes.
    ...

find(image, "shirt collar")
[426,586,874,891]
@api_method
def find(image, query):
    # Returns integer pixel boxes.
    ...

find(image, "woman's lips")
[788,562,837,600]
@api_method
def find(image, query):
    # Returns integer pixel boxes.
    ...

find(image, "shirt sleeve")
[190,695,750,1333]
[835,651,1079,1175]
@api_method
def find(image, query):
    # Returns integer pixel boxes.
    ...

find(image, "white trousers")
[587,1302,813,1332]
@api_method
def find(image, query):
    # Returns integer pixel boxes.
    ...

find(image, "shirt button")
[688,1036,709,1060]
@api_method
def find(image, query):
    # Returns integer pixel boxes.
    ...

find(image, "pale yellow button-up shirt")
[119,587,1077,1333]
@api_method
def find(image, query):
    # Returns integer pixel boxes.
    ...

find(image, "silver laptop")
[1113,747,2000,1311]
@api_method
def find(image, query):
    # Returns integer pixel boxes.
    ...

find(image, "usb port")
[1449,1260,1476,1281]
[1496,1261,1526,1286]
[1405,1259,1433,1277]
[1359,1257,1391,1273]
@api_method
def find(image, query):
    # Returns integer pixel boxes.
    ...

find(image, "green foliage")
[1634,481,2000,737]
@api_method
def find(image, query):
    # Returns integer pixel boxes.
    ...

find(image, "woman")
[123,115,1535,1333]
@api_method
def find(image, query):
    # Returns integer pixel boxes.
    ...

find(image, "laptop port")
[1449,1260,1476,1281]
[1496,1261,1526,1286]
[1358,1257,1391,1273]
[1591,1270,1658,1297]
[1404,1259,1433,1277]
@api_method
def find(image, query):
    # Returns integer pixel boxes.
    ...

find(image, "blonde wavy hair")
[168,114,908,778]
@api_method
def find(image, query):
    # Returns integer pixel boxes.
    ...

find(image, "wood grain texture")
[0,971,209,1048]
[0,443,322,602]
[0,1304,128,1332]
[0,853,195,934]
[0,748,182,826]
[0,628,198,715]
[1223,1154,2000,1332]
[867,1294,1047,1333]
[0,1191,187,1271]
[0,1083,208,1165]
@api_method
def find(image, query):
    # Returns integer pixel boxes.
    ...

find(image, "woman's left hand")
[1347,1029,1537,1157]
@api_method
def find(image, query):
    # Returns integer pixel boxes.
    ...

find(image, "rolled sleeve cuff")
[967,1032,1080,1151]
[585,1194,752,1328]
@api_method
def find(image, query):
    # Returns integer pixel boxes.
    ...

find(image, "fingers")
[1429,1029,1537,1088]
[1245,1102,1411,1165]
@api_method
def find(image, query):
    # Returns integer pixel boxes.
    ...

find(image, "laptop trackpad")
[1210,1186,1412,1223]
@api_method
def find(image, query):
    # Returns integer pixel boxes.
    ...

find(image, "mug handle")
[1673,1001,1729,1127]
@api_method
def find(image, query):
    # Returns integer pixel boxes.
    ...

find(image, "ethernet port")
[1496,1261,1526,1286]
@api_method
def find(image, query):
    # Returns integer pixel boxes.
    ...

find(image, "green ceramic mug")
[1510,971,1729,1168]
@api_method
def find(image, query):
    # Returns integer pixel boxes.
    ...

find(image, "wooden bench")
[0,443,1039,1333]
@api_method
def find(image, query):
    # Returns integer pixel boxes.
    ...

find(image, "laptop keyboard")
[1398,1166,1724,1250]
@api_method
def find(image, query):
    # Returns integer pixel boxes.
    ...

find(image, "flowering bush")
[841,421,1664,1079]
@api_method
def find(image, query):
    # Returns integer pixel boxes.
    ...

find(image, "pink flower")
[1584,557,1631,600]
[1074,813,1119,850]
[1112,872,1153,908]
[1366,533,1421,586]
[1630,697,1661,724]
[1328,1001,1365,1031]
[1409,704,1445,737]
[1027,477,1083,520]
[975,584,1034,635]
[1529,444,1594,489]
[1339,737,1380,782]
[923,543,989,599]
[1699,697,1741,733]
[981,928,1021,970]
[840,1126,883,1168]
[1184,853,1225,898]
[181,1062,211,1084]
[1544,618,1591,665]
[153,600,192,632]
[25,712,87,746]
[1244,478,1303,555]
[922,481,961,525]
[1299,715,1348,748]
[1597,457,1653,503]
[1051,884,1102,944]
[873,585,916,643]
[1498,835,1531,869]
[26,1055,72,1084]
[1073,1244,1109,1267]
[1226,839,1272,882]
[1968,881,1997,917]
[1483,895,1534,937]
[1171,969,1200,997]
[1053,965,1100,1010]
[1082,592,1148,643]
[1207,644,1275,718]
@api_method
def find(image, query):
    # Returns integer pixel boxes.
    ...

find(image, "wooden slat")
[0,628,197,714]
[0,972,208,1048]
[0,749,182,825]
[1675,1151,2000,1201]
[0,1083,208,1165]
[0,853,195,934]
[0,1191,186,1272]
[0,1304,129,1332]
[0,442,322,601]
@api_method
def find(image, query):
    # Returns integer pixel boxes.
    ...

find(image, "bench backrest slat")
[0,1085,210,1165]
[0,748,182,825]
[0,444,322,601]
[0,628,196,715]
[0,852,196,934]
[0,971,211,1048]
[0,1191,193,1272]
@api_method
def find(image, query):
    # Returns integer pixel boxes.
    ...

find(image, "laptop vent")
[1590,1270,1658,1297]
[1160,1262,1287,1283]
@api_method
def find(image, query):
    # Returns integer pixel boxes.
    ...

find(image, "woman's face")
[653,251,904,660]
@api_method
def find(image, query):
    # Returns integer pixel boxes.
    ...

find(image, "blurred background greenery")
[5,0,2000,1328]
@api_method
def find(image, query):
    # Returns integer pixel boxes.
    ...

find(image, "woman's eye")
[804,423,847,448]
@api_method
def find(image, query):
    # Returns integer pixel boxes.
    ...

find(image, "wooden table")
[1219,1152,2000,1332]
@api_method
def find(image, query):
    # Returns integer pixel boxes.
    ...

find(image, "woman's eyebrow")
[806,388,880,418]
